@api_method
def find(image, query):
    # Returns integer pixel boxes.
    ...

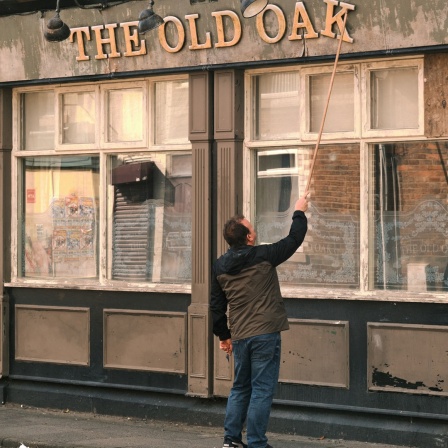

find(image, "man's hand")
[220,339,233,355]
[295,191,309,212]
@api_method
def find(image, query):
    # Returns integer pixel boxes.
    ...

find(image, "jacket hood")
[220,245,254,276]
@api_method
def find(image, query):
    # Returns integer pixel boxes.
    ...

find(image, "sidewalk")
[0,403,407,448]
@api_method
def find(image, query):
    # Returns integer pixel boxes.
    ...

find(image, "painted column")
[187,72,214,397]
[0,88,12,384]
[213,70,244,396]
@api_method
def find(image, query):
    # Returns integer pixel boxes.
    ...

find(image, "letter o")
[256,5,287,44]
[159,16,185,53]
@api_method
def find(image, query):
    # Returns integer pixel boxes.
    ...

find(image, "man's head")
[223,215,256,248]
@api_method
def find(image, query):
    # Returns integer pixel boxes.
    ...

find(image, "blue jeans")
[224,332,281,448]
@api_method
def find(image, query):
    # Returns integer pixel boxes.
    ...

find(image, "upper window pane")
[21,156,99,279]
[252,72,300,141]
[255,145,360,288]
[106,88,144,143]
[371,67,418,130]
[310,72,354,133]
[369,142,448,292]
[61,91,96,144]
[109,152,192,283]
[154,80,189,145]
[21,91,55,151]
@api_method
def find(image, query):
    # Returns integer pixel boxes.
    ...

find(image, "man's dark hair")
[223,214,249,247]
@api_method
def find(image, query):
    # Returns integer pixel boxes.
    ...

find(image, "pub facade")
[0,1,447,446]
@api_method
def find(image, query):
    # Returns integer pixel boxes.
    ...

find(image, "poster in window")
[24,195,97,279]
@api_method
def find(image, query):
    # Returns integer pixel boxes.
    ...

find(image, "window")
[21,156,99,279]
[255,145,360,288]
[369,142,448,292]
[105,87,144,144]
[154,80,189,145]
[246,58,446,295]
[13,77,190,287]
[363,59,423,137]
[252,71,300,141]
[20,90,55,151]
[108,153,192,283]
[370,68,418,130]
[60,89,97,146]
[309,72,355,133]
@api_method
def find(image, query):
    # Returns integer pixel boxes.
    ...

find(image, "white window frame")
[12,85,57,153]
[245,66,301,149]
[361,58,424,138]
[56,84,101,151]
[104,149,193,288]
[9,76,192,295]
[301,63,361,141]
[100,80,148,150]
[149,75,191,151]
[244,56,448,303]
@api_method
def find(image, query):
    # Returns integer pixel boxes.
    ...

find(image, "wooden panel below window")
[104,310,186,373]
[368,323,448,395]
[15,305,89,365]
[280,319,349,388]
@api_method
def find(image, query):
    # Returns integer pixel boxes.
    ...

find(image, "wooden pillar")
[0,88,12,380]
[187,72,214,397]
[213,70,244,396]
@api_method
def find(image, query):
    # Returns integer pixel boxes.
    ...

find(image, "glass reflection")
[370,142,448,291]
[255,145,360,288]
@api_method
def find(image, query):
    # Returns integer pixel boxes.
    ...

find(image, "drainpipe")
[0,88,12,388]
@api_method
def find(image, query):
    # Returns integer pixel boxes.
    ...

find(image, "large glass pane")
[61,91,96,144]
[106,88,143,143]
[21,156,100,279]
[370,142,448,291]
[255,145,360,288]
[154,80,189,145]
[253,72,300,141]
[371,67,419,130]
[21,91,55,150]
[310,72,354,133]
[108,152,192,283]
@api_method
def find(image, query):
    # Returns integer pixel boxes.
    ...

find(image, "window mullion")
[359,140,369,291]
[99,151,108,285]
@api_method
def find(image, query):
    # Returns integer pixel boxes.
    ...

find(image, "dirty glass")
[21,91,55,151]
[371,67,418,130]
[108,152,192,283]
[255,145,360,288]
[154,80,189,145]
[252,71,300,141]
[21,156,100,278]
[61,91,96,144]
[370,142,448,291]
[106,87,144,143]
[309,72,354,133]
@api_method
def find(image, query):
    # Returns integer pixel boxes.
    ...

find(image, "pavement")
[0,403,409,448]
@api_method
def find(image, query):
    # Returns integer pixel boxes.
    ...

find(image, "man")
[210,194,309,448]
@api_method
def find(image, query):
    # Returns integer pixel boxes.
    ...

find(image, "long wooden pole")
[305,12,348,193]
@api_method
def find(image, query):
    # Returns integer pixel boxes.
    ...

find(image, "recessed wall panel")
[368,323,448,395]
[104,310,186,373]
[15,305,89,365]
[280,319,349,388]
